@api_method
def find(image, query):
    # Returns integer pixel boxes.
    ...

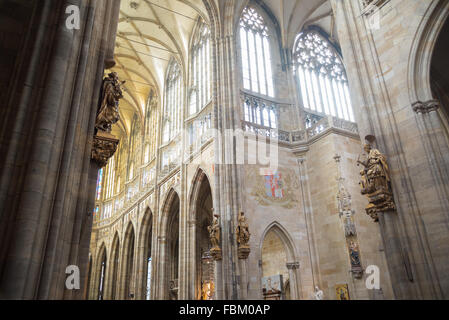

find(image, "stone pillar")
[0,0,122,300]
[286,262,301,300]
[330,0,448,299]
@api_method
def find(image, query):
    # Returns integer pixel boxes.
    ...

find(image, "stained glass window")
[163,60,183,143]
[96,169,104,201]
[293,30,355,122]
[240,7,274,97]
[190,20,211,115]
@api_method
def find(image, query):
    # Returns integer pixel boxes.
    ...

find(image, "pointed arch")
[407,0,449,104]
[260,222,298,263]
[260,222,299,300]
[158,188,181,300]
[93,243,107,300]
[137,207,154,300]
[120,222,136,299]
[106,232,120,300]
[187,167,214,300]
[162,58,183,144]
[293,26,355,122]
[189,17,212,116]
[188,167,213,221]
[238,3,276,97]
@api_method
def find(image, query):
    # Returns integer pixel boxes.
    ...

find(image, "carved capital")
[91,131,119,168]
[412,100,440,114]
[286,262,300,270]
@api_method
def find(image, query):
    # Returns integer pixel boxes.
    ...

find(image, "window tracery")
[240,6,274,97]
[294,30,355,122]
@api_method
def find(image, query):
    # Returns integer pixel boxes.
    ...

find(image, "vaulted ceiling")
[110,0,336,136]
[261,0,336,48]
[111,0,210,136]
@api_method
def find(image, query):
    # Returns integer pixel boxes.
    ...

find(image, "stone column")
[0,0,122,300]
[286,262,301,300]
[330,0,448,299]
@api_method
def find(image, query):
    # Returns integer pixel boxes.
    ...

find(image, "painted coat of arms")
[247,167,299,209]
[265,173,285,199]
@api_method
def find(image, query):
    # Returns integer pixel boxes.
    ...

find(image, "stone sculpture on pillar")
[91,72,125,168]
[236,211,251,259]
[96,72,124,132]
[357,142,396,222]
[313,286,324,300]
[208,213,222,261]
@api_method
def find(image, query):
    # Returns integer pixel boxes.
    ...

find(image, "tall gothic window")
[240,6,274,97]
[145,94,158,163]
[190,20,211,116]
[163,60,183,144]
[105,156,116,199]
[96,169,104,201]
[293,30,355,122]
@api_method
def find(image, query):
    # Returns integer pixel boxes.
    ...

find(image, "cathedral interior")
[0,0,449,301]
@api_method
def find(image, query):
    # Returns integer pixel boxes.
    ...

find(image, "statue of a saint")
[236,212,251,247]
[208,214,220,248]
[96,72,125,132]
[349,241,361,267]
[313,286,324,300]
[357,144,391,194]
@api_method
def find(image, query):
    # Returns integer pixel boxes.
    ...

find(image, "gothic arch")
[259,222,301,300]
[260,222,298,263]
[119,222,136,300]
[106,232,120,300]
[136,208,154,300]
[234,0,286,68]
[188,168,214,220]
[408,0,449,104]
[93,243,107,300]
[188,168,215,300]
[158,189,181,300]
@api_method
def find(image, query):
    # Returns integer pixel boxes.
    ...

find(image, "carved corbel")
[412,99,440,114]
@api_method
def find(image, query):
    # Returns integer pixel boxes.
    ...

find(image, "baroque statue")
[96,72,125,133]
[313,286,324,300]
[91,72,124,168]
[357,143,396,221]
[208,212,222,261]
[236,211,251,259]
[236,211,251,247]
[208,214,221,249]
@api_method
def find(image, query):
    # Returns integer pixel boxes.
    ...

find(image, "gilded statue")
[208,214,220,248]
[96,72,125,132]
[357,143,391,194]
[357,143,396,221]
[236,211,251,247]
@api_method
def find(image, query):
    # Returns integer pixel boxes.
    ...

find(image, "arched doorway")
[431,15,449,134]
[95,244,107,300]
[121,223,136,300]
[109,233,120,300]
[191,171,214,300]
[260,224,299,300]
[162,191,180,300]
[137,209,153,300]
[85,255,92,300]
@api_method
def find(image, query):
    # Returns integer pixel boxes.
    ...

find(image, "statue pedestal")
[210,247,222,261]
[91,130,119,168]
[364,190,395,222]
[238,246,251,260]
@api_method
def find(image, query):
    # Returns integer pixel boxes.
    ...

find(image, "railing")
[242,112,358,144]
